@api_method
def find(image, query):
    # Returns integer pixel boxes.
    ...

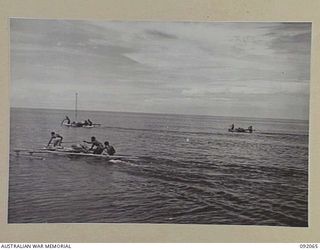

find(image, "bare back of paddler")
[83,136,104,154]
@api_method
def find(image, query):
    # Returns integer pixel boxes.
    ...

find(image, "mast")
[75,92,78,121]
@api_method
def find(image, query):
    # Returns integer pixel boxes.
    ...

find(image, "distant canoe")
[61,93,101,128]
[61,122,101,128]
[228,128,253,133]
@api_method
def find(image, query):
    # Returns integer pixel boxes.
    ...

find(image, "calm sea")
[8,108,309,226]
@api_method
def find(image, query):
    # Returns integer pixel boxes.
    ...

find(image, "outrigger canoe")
[12,148,122,160]
[62,122,101,128]
[228,128,253,133]
[61,93,101,128]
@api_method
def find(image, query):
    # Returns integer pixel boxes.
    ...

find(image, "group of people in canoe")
[229,124,253,133]
[47,132,116,155]
[61,116,94,127]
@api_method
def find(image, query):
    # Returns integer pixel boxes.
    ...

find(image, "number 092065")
[300,244,318,248]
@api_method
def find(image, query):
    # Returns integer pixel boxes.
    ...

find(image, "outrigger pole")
[75,92,78,121]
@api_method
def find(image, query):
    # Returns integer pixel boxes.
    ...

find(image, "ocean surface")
[8,108,309,226]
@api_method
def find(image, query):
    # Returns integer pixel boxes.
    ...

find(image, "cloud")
[10,20,311,119]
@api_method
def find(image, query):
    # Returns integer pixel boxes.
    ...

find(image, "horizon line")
[10,106,309,122]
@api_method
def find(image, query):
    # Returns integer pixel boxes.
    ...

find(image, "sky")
[10,19,311,120]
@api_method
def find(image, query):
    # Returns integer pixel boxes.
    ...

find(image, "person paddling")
[61,116,71,125]
[83,136,104,154]
[47,132,63,147]
[104,141,116,155]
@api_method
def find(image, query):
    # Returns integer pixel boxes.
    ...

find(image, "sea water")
[8,108,308,226]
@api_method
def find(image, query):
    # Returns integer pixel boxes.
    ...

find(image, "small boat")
[61,93,101,128]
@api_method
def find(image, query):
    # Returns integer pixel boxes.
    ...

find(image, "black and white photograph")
[9,19,311,226]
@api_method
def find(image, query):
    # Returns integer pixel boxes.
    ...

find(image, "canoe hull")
[228,128,253,133]
[13,148,121,160]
